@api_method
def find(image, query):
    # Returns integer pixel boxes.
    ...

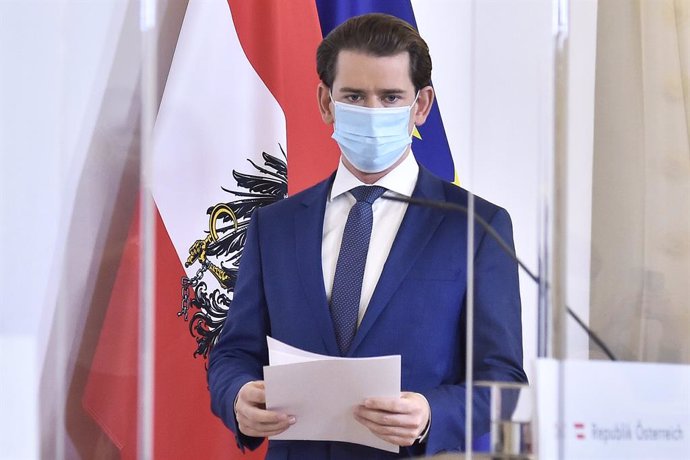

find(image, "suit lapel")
[349,168,446,355]
[293,175,341,356]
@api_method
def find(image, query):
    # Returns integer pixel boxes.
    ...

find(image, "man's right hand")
[235,381,295,437]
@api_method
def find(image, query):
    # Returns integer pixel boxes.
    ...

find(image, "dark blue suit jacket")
[208,166,527,459]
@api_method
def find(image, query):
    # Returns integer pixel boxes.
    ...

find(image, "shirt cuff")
[415,393,432,443]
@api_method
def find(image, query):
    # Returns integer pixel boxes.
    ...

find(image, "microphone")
[382,193,618,361]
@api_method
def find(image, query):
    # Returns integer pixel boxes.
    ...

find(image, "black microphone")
[382,193,618,361]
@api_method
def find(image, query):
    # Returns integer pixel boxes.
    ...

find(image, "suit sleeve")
[207,209,269,451]
[421,206,528,454]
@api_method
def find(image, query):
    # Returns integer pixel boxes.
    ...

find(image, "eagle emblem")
[178,147,287,360]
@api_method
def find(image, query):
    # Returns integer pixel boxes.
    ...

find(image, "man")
[208,13,527,459]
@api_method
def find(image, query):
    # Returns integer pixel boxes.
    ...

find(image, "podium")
[533,359,690,459]
[424,362,689,459]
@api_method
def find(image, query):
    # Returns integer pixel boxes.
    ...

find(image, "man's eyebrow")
[337,87,407,94]
[338,87,365,93]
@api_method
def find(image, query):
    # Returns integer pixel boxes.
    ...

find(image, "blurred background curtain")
[591,0,690,363]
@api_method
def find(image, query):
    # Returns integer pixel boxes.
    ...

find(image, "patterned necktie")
[330,185,387,355]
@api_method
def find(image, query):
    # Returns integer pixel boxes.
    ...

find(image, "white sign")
[535,359,690,459]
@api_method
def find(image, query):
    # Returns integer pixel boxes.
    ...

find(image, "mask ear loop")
[328,90,341,125]
[408,91,421,136]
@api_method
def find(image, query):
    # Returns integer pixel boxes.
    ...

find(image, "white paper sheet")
[264,337,401,453]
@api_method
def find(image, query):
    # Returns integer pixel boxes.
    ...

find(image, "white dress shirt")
[322,152,419,325]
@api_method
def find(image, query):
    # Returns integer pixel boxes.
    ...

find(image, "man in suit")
[208,13,527,459]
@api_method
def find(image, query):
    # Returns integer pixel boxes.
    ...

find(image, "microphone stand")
[383,193,617,361]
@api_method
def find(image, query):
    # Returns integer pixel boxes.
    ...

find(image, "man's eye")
[384,95,401,104]
[345,95,362,103]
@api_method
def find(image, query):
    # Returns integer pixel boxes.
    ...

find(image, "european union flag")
[315,0,456,183]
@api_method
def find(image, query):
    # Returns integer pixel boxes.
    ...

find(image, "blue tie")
[330,185,387,355]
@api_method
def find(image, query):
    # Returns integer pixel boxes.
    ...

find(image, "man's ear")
[317,83,334,124]
[413,86,435,126]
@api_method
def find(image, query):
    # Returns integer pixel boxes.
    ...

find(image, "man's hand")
[354,392,430,447]
[235,381,295,437]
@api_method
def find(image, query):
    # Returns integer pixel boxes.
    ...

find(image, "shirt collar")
[329,152,419,201]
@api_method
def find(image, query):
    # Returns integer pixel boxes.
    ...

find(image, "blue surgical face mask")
[331,93,419,173]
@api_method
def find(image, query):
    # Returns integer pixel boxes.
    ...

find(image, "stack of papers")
[264,337,401,452]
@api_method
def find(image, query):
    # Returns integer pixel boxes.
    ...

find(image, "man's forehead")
[332,49,414,91]
[334,49,410,68]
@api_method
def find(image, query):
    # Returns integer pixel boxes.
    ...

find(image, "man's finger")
[363,397,413,413]
[238,411,295,434]
[242,383,266,405]
[355,407,419,428]
[355,413,419,436]
[239,422,294,438]
[355,414,418,447]
[237,413,294,432]
[238,403,290,425]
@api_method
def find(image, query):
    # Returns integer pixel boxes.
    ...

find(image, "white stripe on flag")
[152,0,286,267]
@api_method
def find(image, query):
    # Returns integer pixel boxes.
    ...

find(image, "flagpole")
[139,0,158,458]
[464,0,478,457]
[552,0,570,459]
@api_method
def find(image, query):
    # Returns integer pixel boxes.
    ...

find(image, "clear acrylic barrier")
[0,0,185,458]
[458,0,690,458]
[454,0,553,456]
[1,0,146,457]
[3,0,688,459]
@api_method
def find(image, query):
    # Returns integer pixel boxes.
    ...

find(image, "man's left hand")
[354,392,430,447]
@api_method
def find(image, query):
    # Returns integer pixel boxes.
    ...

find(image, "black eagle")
[180,147,287,360]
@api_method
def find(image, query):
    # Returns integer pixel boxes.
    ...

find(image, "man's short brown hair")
[316,13,432,91]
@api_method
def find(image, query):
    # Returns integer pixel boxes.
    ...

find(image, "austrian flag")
[83,0,455,458]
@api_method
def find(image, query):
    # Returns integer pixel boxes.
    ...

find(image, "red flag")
[227,0,337,194]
